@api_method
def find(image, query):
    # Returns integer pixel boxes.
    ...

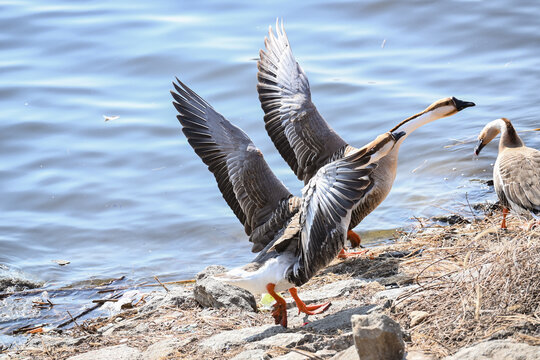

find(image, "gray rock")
[330,346,359,360]
[351,314,405,360]
[139,286,192,314]
[315,349,338,357]
[133,322,150,333]
[26,335,89,348]
[194,265,257,312]
[299,332,352,354]
[297,279,368,303]
[305,305,375,334]
[162,286,192,307]
[366,300,393,315]
[67,345,141,360]
[200,324,285,352]
[231,349,270,360]
[137,292,166,313]
[247,333,310,350]
[142,337,189,360]
[314,333,354,353]
[444,340,540,359]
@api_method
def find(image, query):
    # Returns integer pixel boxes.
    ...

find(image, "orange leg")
[347,230,362,247]
[337,230,368,259]
[501,207,509,229]
[288,287,331,315]
[266,283,288,328]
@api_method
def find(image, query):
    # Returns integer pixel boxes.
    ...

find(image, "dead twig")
[153,276,170,292]
[465,192,478,223]
[140,279,195,287]
[67,310,88,334]
[56,292,122,329]
[91,299,119,304]
[133,294,147,307]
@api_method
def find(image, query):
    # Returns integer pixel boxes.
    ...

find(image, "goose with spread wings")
[257,21,475,256]
[475,118,540,230]
[171,79,404,327]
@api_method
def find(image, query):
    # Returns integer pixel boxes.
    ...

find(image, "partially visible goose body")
[475,118,540,229]
[171,79,405,327]
[257,21,476,255]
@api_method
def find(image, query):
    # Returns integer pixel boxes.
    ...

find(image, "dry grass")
[391,213,540,357]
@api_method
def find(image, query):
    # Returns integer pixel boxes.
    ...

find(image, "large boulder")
[444,340,540,359]
[193,265,257,312]
[351,314,405,360]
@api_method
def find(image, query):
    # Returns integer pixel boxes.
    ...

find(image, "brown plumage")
[257,20,475,238]
[171,79,405,327]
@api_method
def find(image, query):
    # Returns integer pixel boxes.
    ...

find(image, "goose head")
[361,131,407,163]
[390,97,475,140]
[474,119,502,155]
[474,118,523,155]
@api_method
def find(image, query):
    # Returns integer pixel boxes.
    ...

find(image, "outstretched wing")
[497,148,540,215]
[171,79,293,245]
[290,157,374,285]
[289,133,399,286]
[257,20,348,184]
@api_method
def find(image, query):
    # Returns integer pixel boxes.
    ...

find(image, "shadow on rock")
[323,257,399,279]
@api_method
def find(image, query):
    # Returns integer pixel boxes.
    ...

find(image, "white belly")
[216,253,296,295]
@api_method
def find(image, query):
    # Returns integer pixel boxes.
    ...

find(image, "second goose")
[257,21,476,255]
[475,118,540,229]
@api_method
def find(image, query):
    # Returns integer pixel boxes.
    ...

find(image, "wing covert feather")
[171,80,292,242]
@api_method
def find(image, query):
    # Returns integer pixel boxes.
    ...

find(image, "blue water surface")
[1,0,539,336]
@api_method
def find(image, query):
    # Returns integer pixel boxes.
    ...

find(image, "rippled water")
[1,0,539,337]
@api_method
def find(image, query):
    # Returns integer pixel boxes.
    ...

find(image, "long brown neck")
[499,118,524,151]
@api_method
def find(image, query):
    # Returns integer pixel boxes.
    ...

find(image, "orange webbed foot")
[337,248,369,259]
[289,287,331,316]
[298,301,331,315]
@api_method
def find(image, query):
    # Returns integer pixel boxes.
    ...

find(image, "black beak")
[452,97,476,111]
[474,139,485,156]
[391,131,407,142]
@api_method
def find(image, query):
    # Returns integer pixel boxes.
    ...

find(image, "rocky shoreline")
[1,212,539,359]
